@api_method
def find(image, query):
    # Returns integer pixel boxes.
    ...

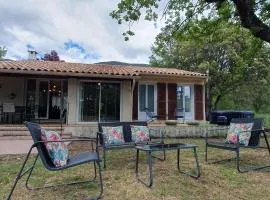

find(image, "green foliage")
[111,0,270,42]
[0,46,7,60]
[149,19,270,111]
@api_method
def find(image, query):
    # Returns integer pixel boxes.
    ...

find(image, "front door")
[176,85,193,120]
[138,83,157,121]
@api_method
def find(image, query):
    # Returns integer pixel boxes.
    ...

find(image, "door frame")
[137,82,157,121]
[26,78,66,120]
[176,84,194,121]
[77,80,122,123]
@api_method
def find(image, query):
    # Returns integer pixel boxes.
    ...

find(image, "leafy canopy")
[0,46,7,60]
[111,0,270,43]
[150,18,270,110]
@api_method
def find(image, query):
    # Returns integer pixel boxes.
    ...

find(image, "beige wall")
[0,76,25,106]
[120,80,132,121]
[67,79,133,125]
[67,78,78,124]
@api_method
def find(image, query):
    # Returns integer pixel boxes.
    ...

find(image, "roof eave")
[0,69,140,79]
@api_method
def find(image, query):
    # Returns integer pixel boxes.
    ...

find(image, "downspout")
[98,82,101,122]
[131,78,136,92]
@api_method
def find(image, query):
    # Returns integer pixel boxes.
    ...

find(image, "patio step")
[0,125,71,140]
[0,132,72,140]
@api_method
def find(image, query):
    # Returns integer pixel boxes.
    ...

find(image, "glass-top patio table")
[135,143,201,187]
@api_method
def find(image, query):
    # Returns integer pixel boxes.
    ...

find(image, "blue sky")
[0,0,164,63]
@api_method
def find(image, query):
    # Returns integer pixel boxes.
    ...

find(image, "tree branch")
[205,0,270,43]
[234,0,270,43]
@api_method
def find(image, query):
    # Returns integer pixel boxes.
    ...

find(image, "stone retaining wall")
[64,124,228,138]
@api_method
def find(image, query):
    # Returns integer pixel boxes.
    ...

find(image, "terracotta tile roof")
[0,60,207,78]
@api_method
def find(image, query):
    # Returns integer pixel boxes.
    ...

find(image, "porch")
[0,76,67,125]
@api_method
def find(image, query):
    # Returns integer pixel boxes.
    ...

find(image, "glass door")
[138,83,156,121]
[48,80,62,119]
[79,82,120,122]
[37,80,49,119]
[177,85,192,120]
[80,82,100,122]
[100,83,120,122]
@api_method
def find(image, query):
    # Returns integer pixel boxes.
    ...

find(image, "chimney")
[28,50,38,60]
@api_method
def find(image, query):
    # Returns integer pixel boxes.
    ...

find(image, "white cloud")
[0,0,164,64]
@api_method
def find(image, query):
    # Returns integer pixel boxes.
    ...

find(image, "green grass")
[1,138,270,200]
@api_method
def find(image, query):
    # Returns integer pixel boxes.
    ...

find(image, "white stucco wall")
[120,80,132,121]
[0,76,25,106]
[67,78,77,124]
[66,79,133,126]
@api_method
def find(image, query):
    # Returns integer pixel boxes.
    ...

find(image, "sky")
[0,0,164,64]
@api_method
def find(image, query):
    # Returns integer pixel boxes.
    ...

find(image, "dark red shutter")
[195,84,204,120]
[168,83,177,120]
[132,83,138,120]
[157,83,166,120]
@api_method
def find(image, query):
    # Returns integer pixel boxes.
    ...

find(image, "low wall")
[161,125,227,138]
[64,124,98,137]
[64,124,228,138]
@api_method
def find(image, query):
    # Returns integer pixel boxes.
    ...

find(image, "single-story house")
[0,60,207,135]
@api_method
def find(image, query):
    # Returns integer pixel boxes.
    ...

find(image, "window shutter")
[157,83,166,120]
[168,83,177,120]
[132,83,138,120]
[194,84,204,120]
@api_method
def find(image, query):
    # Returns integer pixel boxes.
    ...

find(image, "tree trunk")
[213,94,222,110]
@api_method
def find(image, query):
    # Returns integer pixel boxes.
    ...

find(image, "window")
[139,84,155,112]
[79,82,120,122]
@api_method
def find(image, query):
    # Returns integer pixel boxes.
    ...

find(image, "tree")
[149,19,270,111]
[0,46,7,60]
[44,50,60,61]
[110,0,270,43]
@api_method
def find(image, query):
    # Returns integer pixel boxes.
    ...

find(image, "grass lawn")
[1,138,270,200]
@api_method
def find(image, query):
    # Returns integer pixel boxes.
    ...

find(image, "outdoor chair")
[175,108,185,121]
[145,107,159,122]
[205,118,270,173]
[97,121,165,168]
[7,122,103,200]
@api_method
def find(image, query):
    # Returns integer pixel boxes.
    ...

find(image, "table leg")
[135,149,139,176]
[177,149,180,171]
[177,147,200,179]
[136,150,153,187]
[147,151,153,187]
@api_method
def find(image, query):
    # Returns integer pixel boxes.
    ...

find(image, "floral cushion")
[225,123,253,146]
[102,126,125,145]
[131,125,150,143]
[41,129,69,167]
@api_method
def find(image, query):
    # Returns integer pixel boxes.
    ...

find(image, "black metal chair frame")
[205,118,270,173]
[97,121,165,168]
[7,122,103,200]
[175,108,185,121]
[144,107,159,122]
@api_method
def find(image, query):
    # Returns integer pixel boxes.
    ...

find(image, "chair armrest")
[206,127,229,140]
[37,138,97,143]
[264,128,270,133]
[34,138,99,152]
[97,131,103,136]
